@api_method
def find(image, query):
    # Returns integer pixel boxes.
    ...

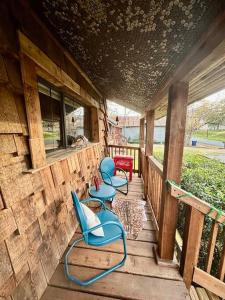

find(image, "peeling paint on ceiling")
[32,0,225,112]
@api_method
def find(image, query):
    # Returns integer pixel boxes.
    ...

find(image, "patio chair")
[99,157,129,195]
[64,191,127,286]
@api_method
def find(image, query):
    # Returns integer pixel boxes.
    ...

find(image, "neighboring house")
[115,116,166,143]
[108,118,127,145]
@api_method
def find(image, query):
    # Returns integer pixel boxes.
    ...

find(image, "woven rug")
[112,197,147,239]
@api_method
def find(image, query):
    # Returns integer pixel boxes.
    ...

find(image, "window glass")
[38,81,90,153]
[65,97,85,142]
[39,88,62,152]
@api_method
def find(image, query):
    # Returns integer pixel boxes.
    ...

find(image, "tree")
[185,99,225,145]
[205,99,225,129]
[185,101,212,145]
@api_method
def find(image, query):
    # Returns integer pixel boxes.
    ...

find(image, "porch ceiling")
[31,1,225,113]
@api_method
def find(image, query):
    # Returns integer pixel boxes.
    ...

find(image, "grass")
[153,145,225,207]
[193,129,225,142]
[43,131,60,139]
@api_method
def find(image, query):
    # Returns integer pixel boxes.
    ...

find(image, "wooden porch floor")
[41,175,190,300]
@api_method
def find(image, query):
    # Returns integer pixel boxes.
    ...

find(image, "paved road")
[192,137,224,148]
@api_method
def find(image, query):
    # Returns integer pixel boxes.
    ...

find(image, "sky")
[107,88,225,116]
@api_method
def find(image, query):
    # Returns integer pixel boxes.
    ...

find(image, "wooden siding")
[0,2,108,299]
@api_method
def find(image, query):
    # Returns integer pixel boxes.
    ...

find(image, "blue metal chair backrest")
[99,157,115,180]
[71,192,89,241]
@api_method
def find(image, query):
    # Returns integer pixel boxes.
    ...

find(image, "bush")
[153,148,225,275]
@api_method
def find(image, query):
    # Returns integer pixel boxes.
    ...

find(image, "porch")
[41,174,189,300]
[0,1,225,300]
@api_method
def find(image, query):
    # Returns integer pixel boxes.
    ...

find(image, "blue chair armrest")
[116,167,128,182]
[100,171,113,185]
[81,198,106,210]
[84,220,126,237]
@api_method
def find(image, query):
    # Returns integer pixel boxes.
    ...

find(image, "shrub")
[153,148,225,274]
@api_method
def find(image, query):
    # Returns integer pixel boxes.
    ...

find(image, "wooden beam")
[144,110,155,198]
[17,0,102,99]
[158,81,189,260]
[180,207,204,288]
[90,107,100,143]
[20,54,46,168]
[145,110,155,156]
[139,118,145,149]
[18,31,99,109]
[193,267,225,299]
[147,10,225,112]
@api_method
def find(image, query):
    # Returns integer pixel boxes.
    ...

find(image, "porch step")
[190,286,220,300]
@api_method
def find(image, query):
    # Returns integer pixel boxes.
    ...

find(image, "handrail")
[142,152,225,297]
[148,155,163,176]
[108,144,140,150]
[169,184,225,223]
[107,144,141,174]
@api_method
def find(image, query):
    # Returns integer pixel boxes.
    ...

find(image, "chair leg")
[64,236,127,286]
[116,183,128,195]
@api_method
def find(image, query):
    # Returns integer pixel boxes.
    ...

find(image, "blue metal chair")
[64,191,127,286]
[99,157,129,195]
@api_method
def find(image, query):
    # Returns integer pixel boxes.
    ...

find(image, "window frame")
[38,78,90,154]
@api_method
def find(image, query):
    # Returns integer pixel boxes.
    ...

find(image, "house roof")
[112,115,166,127]
[31,1,225,115]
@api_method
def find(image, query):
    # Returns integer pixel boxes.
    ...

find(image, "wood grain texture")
[180,207,204,288]
[158,81,189,260]
[193,267,225,299]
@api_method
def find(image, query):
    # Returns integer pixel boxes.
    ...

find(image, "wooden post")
[139,118,145,149]
[20,54,46,168]
[180,207,204,288]
[158,81,189,260]
[138,117,145,177]
[90,107,100,143]
[144,110,155,198]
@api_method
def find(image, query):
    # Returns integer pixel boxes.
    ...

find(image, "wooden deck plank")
[41,286,119,300]
[135,228,156,242]
[40,175,190,300]
[64,247,182,281]
[70,233,155,257]
[75,227,156,243]
[143,221,154,230]
[49,264,190,300]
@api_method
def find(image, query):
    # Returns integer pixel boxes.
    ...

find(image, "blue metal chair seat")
[99,157,129,195]
[88,210,122,246]
[64,192,127,286]
[103,176,127,188]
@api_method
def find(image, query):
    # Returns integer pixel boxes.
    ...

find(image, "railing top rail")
[108,144,140,150]
[148,155,163,176]
[170,184,225,224]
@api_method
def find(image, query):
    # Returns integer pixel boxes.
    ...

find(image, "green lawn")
[193,129,225,142]
[153,145,225,207]
[43,131,60,140]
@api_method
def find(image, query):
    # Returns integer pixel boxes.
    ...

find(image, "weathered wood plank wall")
[0,2,107,299]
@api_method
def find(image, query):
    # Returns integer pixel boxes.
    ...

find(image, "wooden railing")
[107,144,141,175]
[141,152,225,298]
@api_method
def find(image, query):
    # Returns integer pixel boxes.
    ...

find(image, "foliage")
[153,148,225,206]
[185,102,211,145]
[185,99,225,145]
[193,129,225,142]
[153,147,225,275]
[205,99,225,129]
[181,153,225,208]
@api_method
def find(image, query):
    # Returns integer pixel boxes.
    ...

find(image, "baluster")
[180,207,204,288]
[218,228,225,281]
[205,221,219,273]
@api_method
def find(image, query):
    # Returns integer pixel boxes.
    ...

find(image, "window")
[65,97,84,140]
[38,81,90,153]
